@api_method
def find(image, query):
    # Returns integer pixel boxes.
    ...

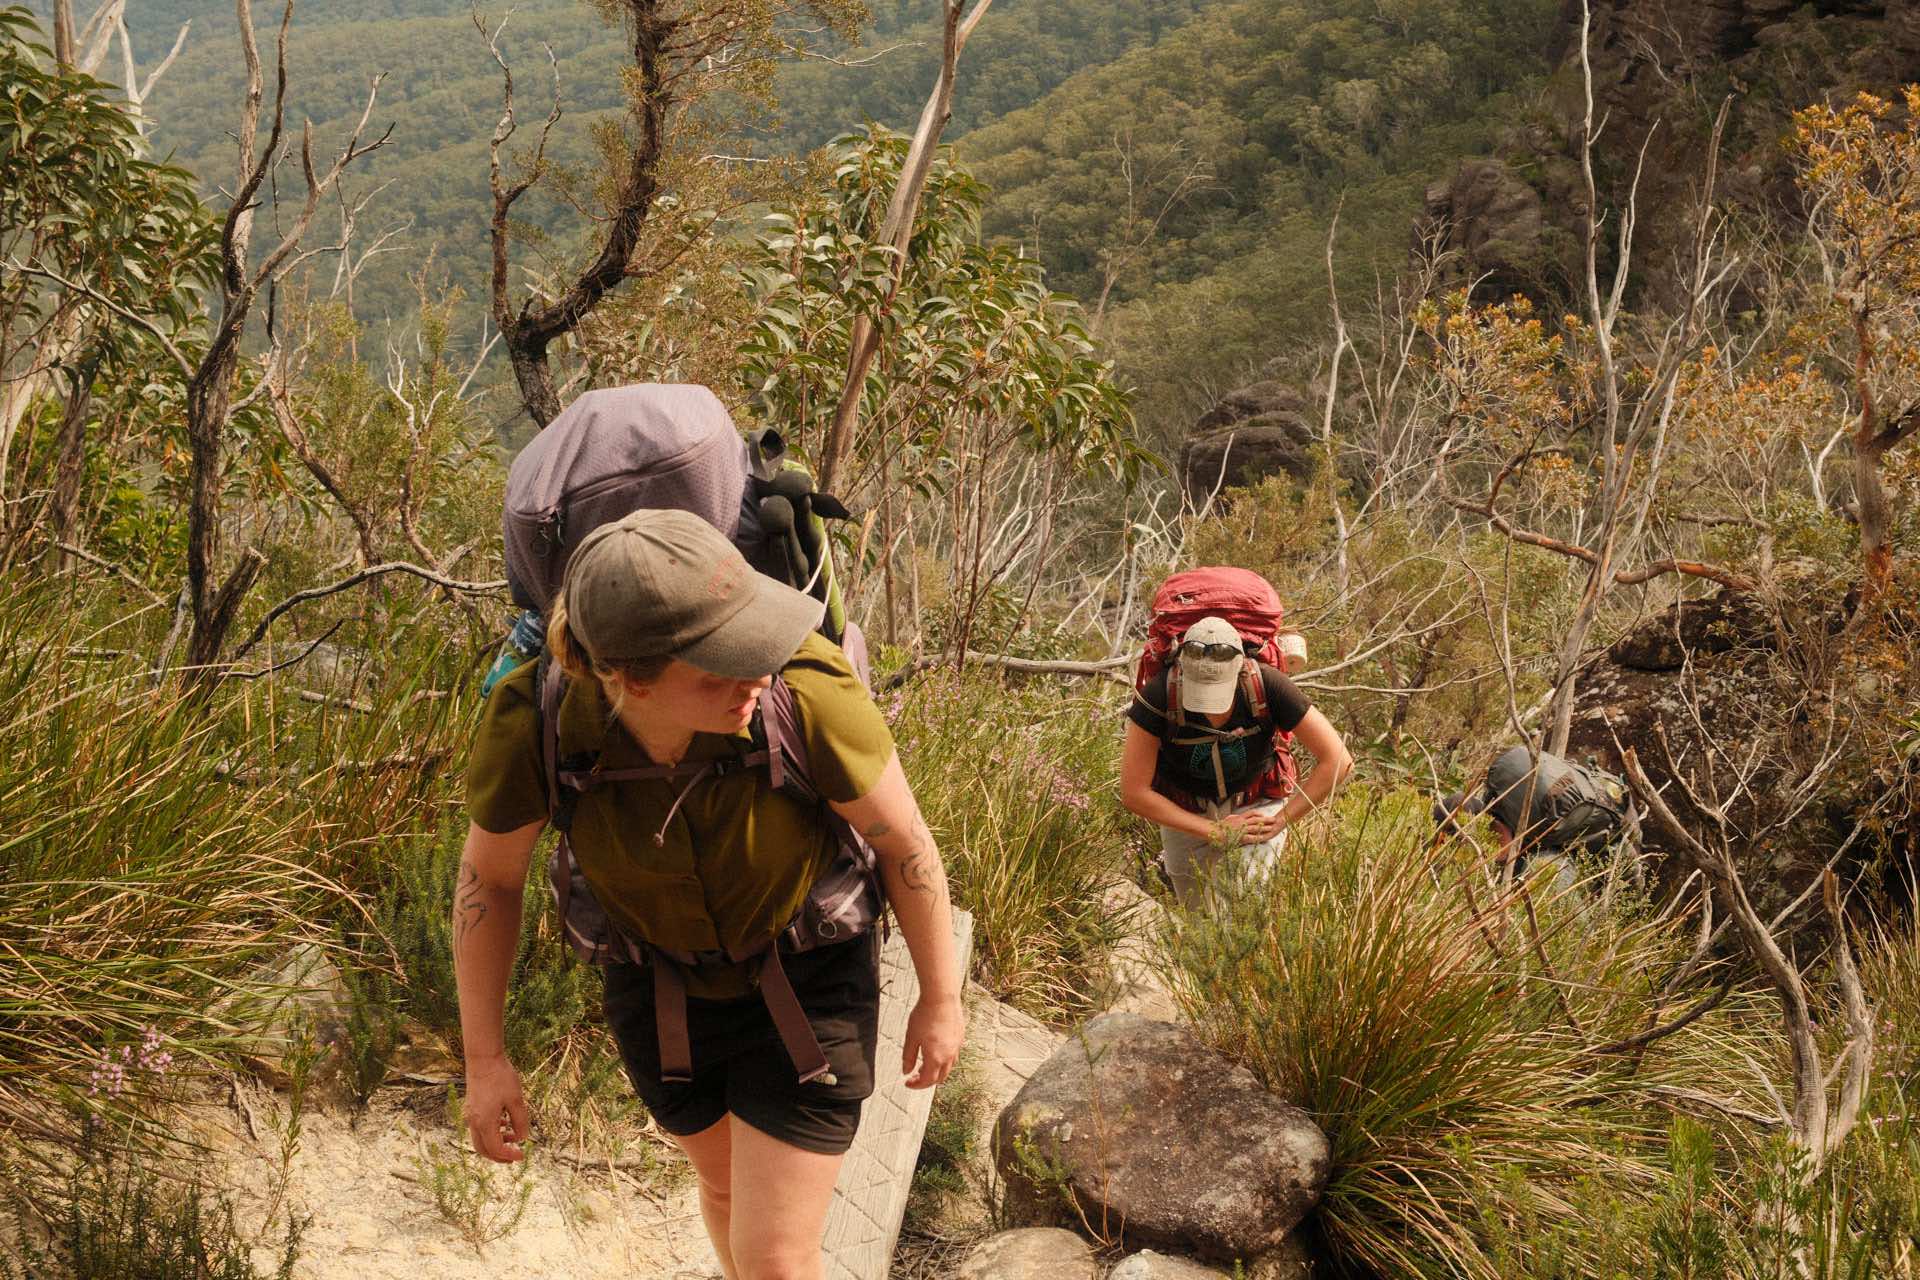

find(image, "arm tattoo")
[454,858,489,944]
[898,818,942,899]
[860,820,894,840]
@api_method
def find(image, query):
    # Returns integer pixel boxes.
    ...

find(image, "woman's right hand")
[464,1053,531,1163]
[1212,810,1282,844]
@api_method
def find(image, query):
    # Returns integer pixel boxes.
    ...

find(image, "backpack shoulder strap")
[1242,661,1270,724]
[538,654,565,825]
[1167,662,1187,728]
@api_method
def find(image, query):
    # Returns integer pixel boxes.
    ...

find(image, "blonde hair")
[546,593,670,712]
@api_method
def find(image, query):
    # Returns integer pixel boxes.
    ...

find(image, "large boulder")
[1181,382,1317,502]
[994,1013,1330,1261]
[955,1228,1097,1280]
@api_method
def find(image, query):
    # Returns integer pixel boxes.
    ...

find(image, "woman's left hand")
[902,992,965,1089]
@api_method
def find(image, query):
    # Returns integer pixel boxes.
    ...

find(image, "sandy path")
[199,1084,722,1280]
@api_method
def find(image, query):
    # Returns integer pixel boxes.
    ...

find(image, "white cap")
[1177,616,1244,714]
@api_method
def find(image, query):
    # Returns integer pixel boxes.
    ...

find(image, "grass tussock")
[885,663,1143,1021]
[1160,789,1795,1279]
[0,574,483,1150]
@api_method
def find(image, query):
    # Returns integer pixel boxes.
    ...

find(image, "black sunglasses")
[1178,640,1246,662]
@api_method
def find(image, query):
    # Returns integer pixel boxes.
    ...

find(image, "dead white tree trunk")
[815,0,994,496]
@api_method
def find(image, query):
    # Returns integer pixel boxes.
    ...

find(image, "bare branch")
[230,562,508,662]
[52,541,164,603]
[221,618,345,680]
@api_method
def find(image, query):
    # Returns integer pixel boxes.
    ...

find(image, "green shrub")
[1,1145,305,1280]
[0,569,499,1148]
[1158,788,1767,1279]
[885,664,1143,1020]
[376,822,598,1068]
[335,944,405,1106]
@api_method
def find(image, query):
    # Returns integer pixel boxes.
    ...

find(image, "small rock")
[995,1013,1330,1260]
[1110,1249,1233,1279]
[216,942,351,1088]
[955,1227,1097,1280]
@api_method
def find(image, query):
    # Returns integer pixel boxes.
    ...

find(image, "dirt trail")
[199,1084,721,1280]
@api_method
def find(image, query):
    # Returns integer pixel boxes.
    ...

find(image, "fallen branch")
[880,651,1132,690]
[297,689,373,713]
[1645,1085,1785,1131]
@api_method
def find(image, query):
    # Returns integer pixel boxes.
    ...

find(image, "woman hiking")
[453,509,964,1280]
[1121,614,1353,907]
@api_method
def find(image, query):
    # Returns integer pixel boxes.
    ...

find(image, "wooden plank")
[821,909,975,1280]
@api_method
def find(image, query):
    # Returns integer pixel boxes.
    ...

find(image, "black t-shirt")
[1128,662,1311,802]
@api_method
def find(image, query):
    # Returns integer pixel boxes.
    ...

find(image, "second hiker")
[1121,577,1352,907]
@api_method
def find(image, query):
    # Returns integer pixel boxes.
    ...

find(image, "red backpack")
[1135,568,1298,805]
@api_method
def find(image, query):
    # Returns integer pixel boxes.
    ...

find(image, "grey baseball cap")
[561,508,824,678]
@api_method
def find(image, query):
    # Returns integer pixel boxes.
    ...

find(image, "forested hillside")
[76,0,1231,338]
[959,0,1564,433]
[59,0,1560,430]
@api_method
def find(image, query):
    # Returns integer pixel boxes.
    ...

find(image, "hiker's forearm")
[836,756,962,1004]
[453,865,528,1063]
[877,827,961,1003]
[1279,749,1353,827]
[1122,784,1214,838]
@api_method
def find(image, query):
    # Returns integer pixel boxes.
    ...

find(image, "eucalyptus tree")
[737,127,1145,654]
[483,0,867,428]
[0,5,213,540]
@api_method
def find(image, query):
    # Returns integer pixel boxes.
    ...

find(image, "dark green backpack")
[1483,746,1631,855]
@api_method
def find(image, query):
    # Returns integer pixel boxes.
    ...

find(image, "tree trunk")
[818,0,994,495]
[506,340,562,429]
[492,0,670,431]
[52,0,76,68]
[182,335,251,678]
[48,363,96,554]
[1851,316,1896,602]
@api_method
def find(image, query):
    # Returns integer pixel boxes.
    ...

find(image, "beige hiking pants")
[1158,798,1288,910]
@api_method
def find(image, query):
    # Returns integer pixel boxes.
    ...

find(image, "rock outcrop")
[1180,381,1316,501]
[1423,0,1920,309]
[994,1013,1330,1262]
[1417,159,1551,298]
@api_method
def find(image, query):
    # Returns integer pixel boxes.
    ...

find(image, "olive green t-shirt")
[466,632,894,997]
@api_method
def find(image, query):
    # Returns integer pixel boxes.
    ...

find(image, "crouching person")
[1433,744,1639,892]
[1120,616,1353,908]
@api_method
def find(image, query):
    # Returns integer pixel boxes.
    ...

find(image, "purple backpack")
[499,383,883,1085]
[503,385,756,612]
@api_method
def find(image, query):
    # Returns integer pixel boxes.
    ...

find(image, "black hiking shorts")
[601,933,880,1156]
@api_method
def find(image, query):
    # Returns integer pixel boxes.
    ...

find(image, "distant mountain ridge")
[53,0,1229,335]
